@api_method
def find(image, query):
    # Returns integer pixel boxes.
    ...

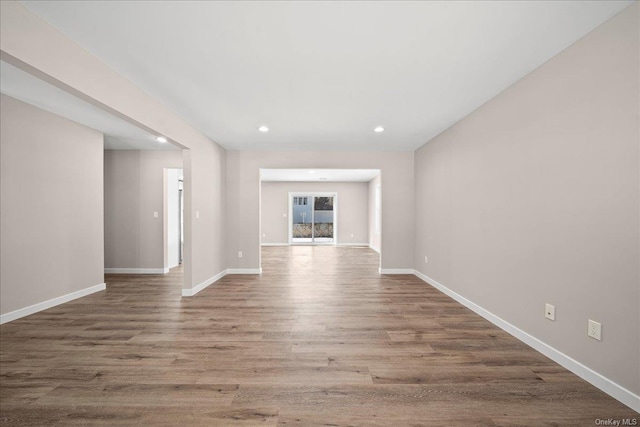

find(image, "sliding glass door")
[290,193,335,244]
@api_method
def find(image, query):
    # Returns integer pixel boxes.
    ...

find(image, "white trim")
[369,244,381,254]
[0,283,106,325]
[413,270,640,413]
[105,268,168,274]
[380,268,414,274]
[181,268,262,297]
[182,270,226,297]
[227,268,262,275]
[337,243,370,247]
[261,243,289,247]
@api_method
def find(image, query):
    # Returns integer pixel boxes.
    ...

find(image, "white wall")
[413,3,639,397]
[261,181,369,245]
[0,94,104,317]
[104,150,182,272]
[226,151,414,271]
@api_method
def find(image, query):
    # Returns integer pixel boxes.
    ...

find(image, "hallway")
[0,247,635,425]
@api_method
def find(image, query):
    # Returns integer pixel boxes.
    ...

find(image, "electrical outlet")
[424,256,428,264]
[588,319,602,341]
[153,211,159,219]
[545,303,555,321]
[262,233,266,238]
[237,251,243,258]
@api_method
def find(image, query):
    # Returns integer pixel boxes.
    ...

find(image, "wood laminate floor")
[1,246,636,426]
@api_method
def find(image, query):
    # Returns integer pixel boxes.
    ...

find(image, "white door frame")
[288,192,338,245]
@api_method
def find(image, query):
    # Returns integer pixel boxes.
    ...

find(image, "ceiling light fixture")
[374,126,384,133]
[258,126,269,132]
[156,136,168,143]
[309,170,316,174]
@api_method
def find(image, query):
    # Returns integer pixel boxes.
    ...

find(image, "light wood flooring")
[1,246,636,425]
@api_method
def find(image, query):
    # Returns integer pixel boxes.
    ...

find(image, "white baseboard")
[182,269,227,297]
[379,268,414,274]
[227,268,262,274]
[261,243,289,247]
[105,268,167,274]
[0,283,106,325]
[182,268,262,297]
[337,243,370,247]
[369,244,381,254]
[413,270,640,413]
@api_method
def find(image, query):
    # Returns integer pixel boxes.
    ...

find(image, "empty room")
[0,1,638,425]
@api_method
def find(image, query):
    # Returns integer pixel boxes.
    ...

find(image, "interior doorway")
[165,168,184,270]
[289,192,337,245]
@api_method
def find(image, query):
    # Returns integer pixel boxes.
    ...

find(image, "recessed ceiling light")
[258,126,269,132]
[308,170,316,174]
[374,126,384,133]
[156,136,168,143]
[319,177,328,180]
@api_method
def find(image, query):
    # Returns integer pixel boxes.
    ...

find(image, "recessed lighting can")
[258,126,269,132]
[374,126,384,133]
[156,136,168,143]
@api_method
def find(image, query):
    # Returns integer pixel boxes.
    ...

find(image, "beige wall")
[414,4,639,395]
[0,95,104,315]
[104,150,182,270]
[227,152,414,271]
[261,181,369,245]
[0,1,227,293]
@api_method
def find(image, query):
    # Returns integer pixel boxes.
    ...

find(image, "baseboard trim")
[182,270,227,297]
[105,268,167,274]
[380,268,414,274]
[413,270,640,413]
[227,268,262,275]
[182,268,262,297]
[369,244,381,254]
[261,243,289,247]
[0,283,106,325]
[337,243,370,247]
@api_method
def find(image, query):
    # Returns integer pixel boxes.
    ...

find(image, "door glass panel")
[292,196,312,243]
[313,196,334,243]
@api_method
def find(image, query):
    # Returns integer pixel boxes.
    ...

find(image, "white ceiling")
[20,1,632,152]
[261,169,380,182]
[0,60,179,150]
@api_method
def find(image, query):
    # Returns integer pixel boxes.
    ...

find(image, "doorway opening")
[165,168,184,270]
[289,193,337,244]
[259,168,382,272]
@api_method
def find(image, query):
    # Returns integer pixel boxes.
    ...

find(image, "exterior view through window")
[291,194,335,243]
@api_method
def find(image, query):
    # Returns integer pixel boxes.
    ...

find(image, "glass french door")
[291,194,335,244]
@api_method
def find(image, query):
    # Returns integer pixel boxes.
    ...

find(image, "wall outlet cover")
[588,319,602,341]
[545,303,555,321]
